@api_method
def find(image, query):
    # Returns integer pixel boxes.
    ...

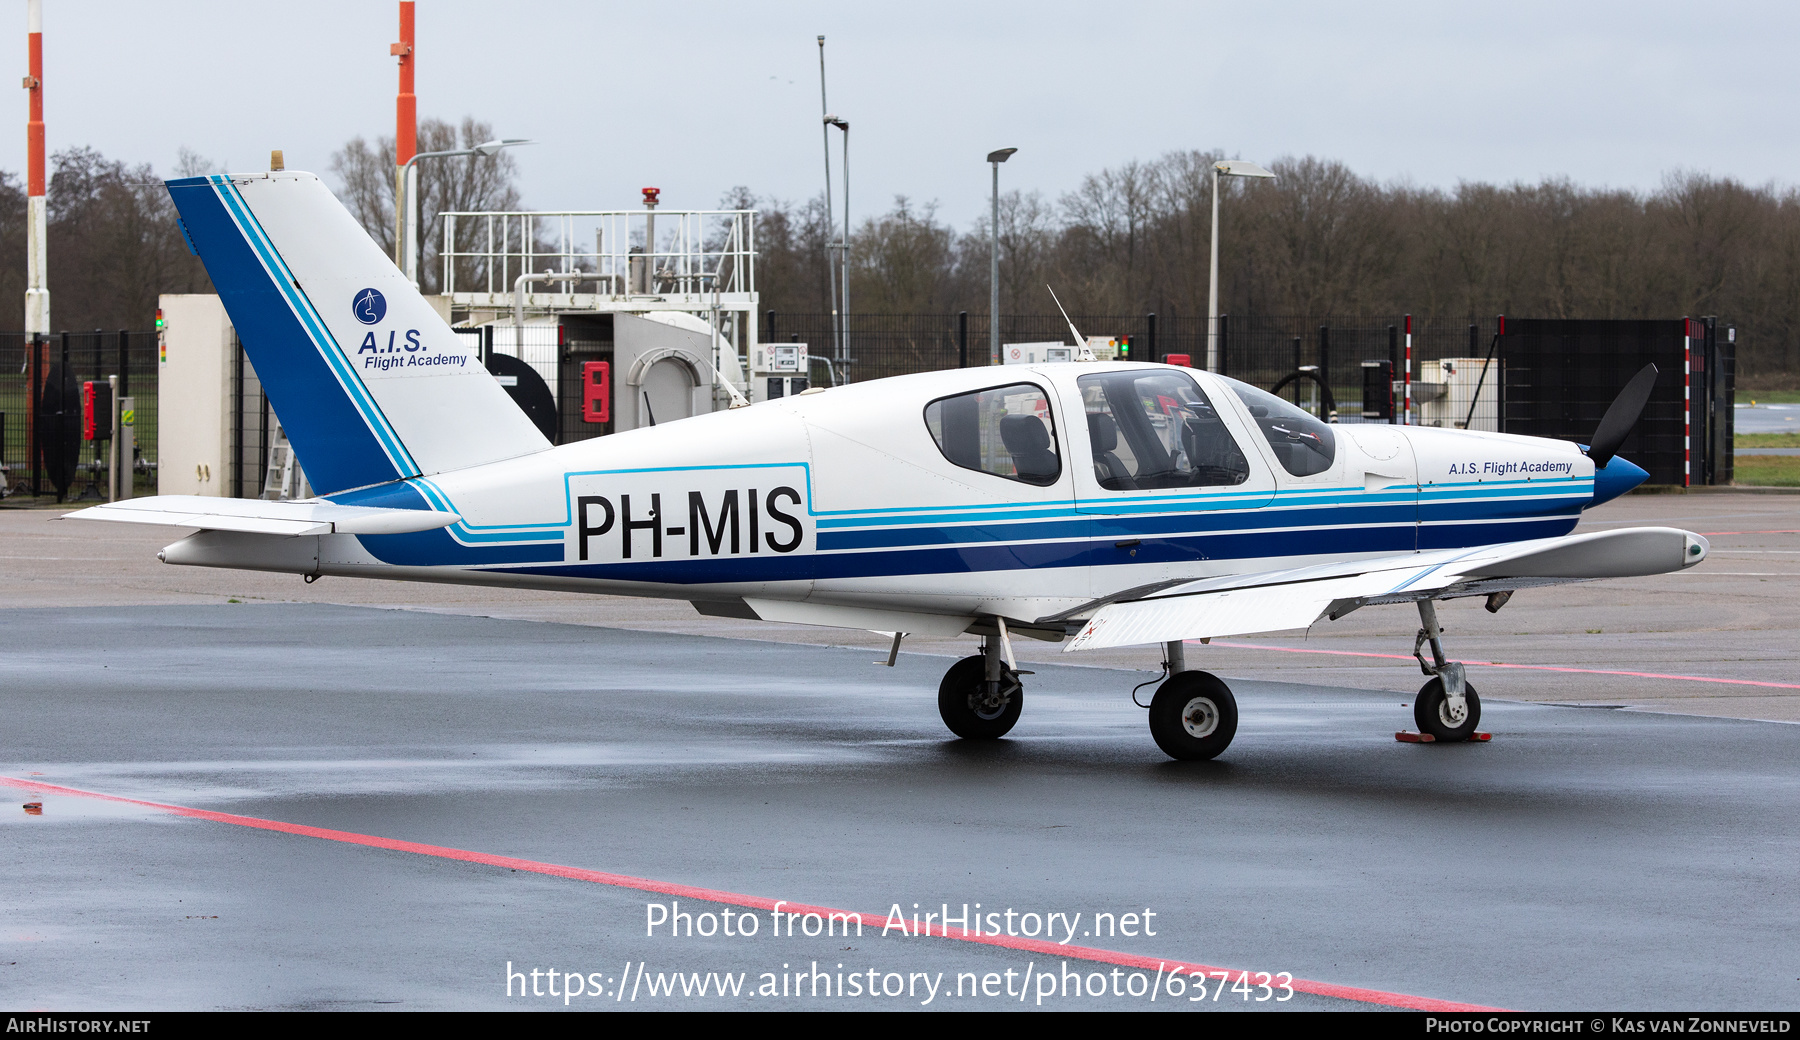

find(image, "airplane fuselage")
[162,362,1630,634]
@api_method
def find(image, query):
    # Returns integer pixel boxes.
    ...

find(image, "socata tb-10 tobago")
[70,171,1708,760]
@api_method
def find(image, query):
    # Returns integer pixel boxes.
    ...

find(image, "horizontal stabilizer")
[1065,527,1707,652]
[62,495,459,537]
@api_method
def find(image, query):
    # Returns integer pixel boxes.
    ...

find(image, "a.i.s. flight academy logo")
[352,287,387,325]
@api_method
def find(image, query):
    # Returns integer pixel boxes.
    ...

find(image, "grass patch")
[1740,389,1800,404]
[1733,455,1800,486]
[1736,432,1800,448]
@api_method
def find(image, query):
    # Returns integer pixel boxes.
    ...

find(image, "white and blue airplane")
[69,171,1709,760]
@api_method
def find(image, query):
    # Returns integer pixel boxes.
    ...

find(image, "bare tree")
[330,116,525,294]
[46,146,210,330]
[731,189,835,318]
[849,196,956,313]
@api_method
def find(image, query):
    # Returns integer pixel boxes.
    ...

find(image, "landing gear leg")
[1411,599,1481,741]
[1164,639,1187,675]
[936,633,1023,739]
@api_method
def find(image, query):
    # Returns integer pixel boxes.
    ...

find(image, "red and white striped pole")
[1403,314,1413,425]
[1683,319,1693,488]
[24,0,47,334]
[390,0,415,271]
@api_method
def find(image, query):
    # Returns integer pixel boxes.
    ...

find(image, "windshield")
[1222,377,1337,477]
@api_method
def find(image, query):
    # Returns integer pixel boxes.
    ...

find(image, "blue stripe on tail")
[165,175,412,495]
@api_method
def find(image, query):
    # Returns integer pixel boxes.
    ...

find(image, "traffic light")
[154,307,165,330]
[1117,336,1132,359]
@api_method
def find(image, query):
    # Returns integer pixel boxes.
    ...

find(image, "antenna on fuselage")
[1047,285,1097,361]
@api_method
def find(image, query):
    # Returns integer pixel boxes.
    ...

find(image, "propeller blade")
[1587,363,1658,469]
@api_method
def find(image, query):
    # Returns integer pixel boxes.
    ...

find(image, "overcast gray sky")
[8,1,1793,226]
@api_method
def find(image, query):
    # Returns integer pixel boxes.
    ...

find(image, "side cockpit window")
[1077,370,1250,490]
[1224,377,1337,477]
[924,383,1061,486]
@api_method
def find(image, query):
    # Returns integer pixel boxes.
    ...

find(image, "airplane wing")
[1060,527,1708,652]
[61,495,460,537]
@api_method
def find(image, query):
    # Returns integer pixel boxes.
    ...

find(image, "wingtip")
[1681,532,1709,568]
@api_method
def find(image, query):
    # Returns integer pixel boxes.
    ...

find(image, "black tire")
[1413,677,1481,742]
[1148,671,1239,761]
[937,655,1022,739]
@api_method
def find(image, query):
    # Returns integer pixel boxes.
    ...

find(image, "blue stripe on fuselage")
[483,515,1577,587]
[326,480,562,565]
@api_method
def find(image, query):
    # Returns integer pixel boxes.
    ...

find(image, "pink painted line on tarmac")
[1205,643,1800,690]
[2,774,1499,1012]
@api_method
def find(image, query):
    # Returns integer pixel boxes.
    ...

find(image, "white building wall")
[156,294,234,496]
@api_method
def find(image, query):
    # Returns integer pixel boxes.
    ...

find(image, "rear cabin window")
[1077,370,1250,490]
[1224,377,1338,477]
[924,383,1061,486]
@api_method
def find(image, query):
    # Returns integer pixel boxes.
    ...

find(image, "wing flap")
[1064,527,1707,652]
[1066,570,1429,651]
[62,495,459,536]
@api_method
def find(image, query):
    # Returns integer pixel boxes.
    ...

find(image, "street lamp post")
[987,147,1017,366]
[395,137,532,287]
[1207,159,1275,371]
[827,116,850,377]
[816,36,842,381]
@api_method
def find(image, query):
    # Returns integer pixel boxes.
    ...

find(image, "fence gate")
[1498,318,1733,487]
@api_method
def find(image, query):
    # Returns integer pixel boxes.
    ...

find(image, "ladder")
[260,424,311,500]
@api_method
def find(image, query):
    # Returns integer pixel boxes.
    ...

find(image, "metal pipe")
[816,37,839,379]
[512,270,619,329]
[1207,165,1220,372]
[839,124,849,368]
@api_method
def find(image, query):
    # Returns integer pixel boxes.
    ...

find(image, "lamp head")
[473,138,533,157]
[987,147,1018,164]
[1214,159,1275,179]
[824,115,849,130]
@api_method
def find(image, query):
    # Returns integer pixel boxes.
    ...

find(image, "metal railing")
[438,209,757,309]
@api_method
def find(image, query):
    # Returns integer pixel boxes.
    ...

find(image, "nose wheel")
[1414,674,1482,742]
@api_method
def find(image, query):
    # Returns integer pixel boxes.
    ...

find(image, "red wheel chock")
[1396,731,1492,743]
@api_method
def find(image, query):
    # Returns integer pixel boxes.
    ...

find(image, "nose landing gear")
[1411,599,1482,742]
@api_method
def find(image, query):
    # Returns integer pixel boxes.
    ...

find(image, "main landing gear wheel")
[1414,676,1481,742]
[938,655,1022,739]
[1148,671,1238,761]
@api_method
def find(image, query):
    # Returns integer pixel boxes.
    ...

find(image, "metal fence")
[0,314,1726,497]
[1499,318,1733,487]
[1,330,159,502]
[764,311,1499,405]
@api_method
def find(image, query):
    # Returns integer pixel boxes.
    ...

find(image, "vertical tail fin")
[165,171,549,496]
